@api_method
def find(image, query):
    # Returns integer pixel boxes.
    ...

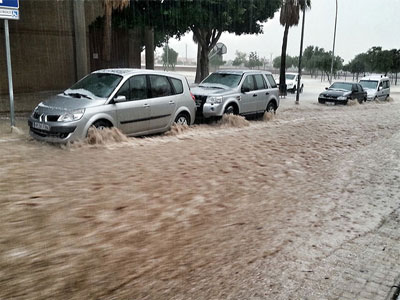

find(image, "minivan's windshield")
[359,80,378,90]
[201,73,242,88]
[66,73,123,99]
[329,82,352,91]
[286,74,296,80]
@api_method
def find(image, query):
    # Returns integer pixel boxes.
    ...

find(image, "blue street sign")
[0,0,19,9]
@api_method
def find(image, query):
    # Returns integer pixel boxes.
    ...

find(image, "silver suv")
[192,70,279,119]
[28,69,196,143]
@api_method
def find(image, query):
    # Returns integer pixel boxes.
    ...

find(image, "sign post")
[1,0,19,128]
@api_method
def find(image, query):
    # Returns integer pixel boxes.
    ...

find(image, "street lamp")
[330,0,338,84]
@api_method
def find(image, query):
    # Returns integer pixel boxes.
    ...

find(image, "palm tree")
[103,0,130,62]
[279,0,311,95]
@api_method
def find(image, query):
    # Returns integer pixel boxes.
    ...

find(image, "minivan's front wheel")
[174,113,189,125]
[92,120,111,130]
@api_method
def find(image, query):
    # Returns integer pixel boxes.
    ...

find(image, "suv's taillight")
[190,92,196,101]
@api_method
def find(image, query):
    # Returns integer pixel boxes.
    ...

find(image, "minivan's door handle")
[169,100,175,105]
[143,103,150,108]
[266,92,270,95]
[253,94,257,97]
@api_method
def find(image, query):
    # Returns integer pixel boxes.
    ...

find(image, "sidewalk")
[295,210,400,299]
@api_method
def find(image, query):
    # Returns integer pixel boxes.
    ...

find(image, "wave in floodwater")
[376,96,394,103]
[217,114,250,128]
[164,124,191,136]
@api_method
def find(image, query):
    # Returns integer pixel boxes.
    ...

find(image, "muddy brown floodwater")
[1,92,400,299]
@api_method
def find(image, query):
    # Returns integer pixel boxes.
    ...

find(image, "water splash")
[85,127,129,145]
[263,111,275,122]
[217,114,250,128]
[11,126,25,136]
[347,99,359,106]
[165,124,191,136]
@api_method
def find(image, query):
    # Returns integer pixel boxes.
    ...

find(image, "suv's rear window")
[265,74,277,88]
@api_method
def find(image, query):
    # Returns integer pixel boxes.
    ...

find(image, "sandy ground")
[0,78,400,299]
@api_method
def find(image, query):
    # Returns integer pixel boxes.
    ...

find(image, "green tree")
[344,53,369,80]
[232,51,248,67]
[245,52,263,69]
[178,0,281,82]
[279,0,311,93]
[273,55,297,69]
[162,46,178,70]
[390,49,400,85]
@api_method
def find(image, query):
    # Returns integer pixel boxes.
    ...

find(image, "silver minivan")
[28,69,196,143]
[191,70,279,119]
[359,75,390,101]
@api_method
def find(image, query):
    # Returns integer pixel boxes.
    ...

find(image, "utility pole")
[296,1,306,104]
[330,0,338,84]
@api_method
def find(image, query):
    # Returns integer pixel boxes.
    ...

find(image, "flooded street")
[1,81,400,299]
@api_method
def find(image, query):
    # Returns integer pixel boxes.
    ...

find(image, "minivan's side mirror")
[241,86,250,93]
[114,95,126,103]
[378,86,383,91]
[325,87,328,90]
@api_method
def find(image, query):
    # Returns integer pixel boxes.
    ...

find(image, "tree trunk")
[195,43,202,83]
[200,45,210,81]
[279,24,290,95]
[128,28,141,68]
[144,27,154,70]
[193,28,222,83]
[103,3,112,63]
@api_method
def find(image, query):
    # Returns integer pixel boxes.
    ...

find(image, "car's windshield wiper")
[64,92,92,100]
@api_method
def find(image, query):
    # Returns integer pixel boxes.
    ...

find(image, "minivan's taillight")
[190,92,195,101]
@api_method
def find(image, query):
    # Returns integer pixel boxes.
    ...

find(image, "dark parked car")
[318,82,367,105]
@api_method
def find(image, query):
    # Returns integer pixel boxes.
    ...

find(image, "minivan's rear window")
[170,78,183,94]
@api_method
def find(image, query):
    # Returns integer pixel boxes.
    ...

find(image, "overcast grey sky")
[164,0,400,64]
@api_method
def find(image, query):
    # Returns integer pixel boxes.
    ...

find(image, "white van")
[359,75,390,101]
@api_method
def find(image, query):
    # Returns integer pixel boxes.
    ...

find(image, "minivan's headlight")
[58,109,85,122]
[206,96,223,104]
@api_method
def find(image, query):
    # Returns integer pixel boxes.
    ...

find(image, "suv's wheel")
[174,113,189,125]
[92,120,111,130]
[224,105,235,115]
[266,101,277,113]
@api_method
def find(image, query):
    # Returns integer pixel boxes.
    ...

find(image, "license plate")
[326,101,335,106]
[33,122,50,131]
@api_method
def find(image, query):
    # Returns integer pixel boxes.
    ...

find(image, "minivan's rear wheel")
[174,113,189,125]
[224,105,235,115]
[92,120,111,130]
